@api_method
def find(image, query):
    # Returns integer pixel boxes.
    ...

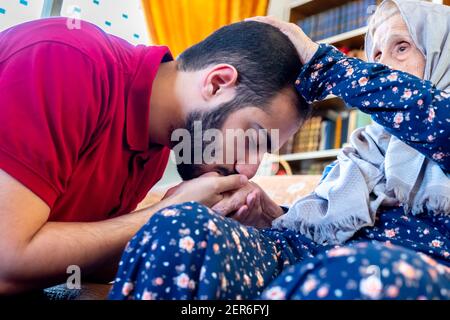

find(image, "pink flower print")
[427,135,435,142]
[301,278,318,295]
[432,152,444,161]
[179,236,195,253]
[152,277,164,286]
[418,253,438,267]
[256,270,264,287]
[402,88,412,99]
[176,273,190,288]
[387,73,398,81]
[427,108,435,122]
[359,274,383,300]
[386,285,399,298]
[161,208,179,216]
[417,99,424,106]
[392,86,399,93]
[384,228,397,238]
[240,225,249,238]
[358,77,368,86]
[423,228,430,235]
[121,282,134,296]
[395,261,419,280]
[443,251,449,258]
[313,62,324,70]
[264,286,286,300]
[231,231,240,246]
[317,286,329,298]
[431,239,443,248]
[221,276,228,290]
[393,113,404,128]
[232,231,242,253]
[207,220,218,233]
[328,247,356,257]
[243,274,251,287]
[142,289,155,300]
[378,101,385,107]
[345,67,354,77]
[213,243,220,254]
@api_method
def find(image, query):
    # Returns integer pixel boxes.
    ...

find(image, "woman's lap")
[109,202,450,300]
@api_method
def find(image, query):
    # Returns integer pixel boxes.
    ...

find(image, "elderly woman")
[109,0,449,300]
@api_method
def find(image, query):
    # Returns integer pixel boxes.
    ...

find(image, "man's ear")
[201,64,238,101]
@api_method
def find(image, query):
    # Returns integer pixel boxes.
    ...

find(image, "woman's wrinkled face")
[371,13,425,78]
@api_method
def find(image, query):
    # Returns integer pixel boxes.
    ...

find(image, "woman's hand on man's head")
[246,16,319,65]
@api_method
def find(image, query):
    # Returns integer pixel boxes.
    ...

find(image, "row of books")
[280,109,373,154]
[297,0,379,41]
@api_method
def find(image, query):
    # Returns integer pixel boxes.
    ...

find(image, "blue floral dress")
[109,45,450,300]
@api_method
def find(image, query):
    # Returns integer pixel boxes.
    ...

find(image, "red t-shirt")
[0,18,171,222]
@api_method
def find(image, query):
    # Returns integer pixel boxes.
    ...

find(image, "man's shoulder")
[0,18,123,65]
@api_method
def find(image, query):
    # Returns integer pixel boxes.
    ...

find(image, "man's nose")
[235,163,260,179]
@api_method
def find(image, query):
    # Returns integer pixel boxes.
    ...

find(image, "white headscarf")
[272,0,450,244]
[365,0,450,92]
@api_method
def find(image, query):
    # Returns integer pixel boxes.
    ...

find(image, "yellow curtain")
[141,0,269,57]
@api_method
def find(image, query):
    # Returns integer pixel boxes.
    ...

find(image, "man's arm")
[0,169,172,294]
[0,170,247,294]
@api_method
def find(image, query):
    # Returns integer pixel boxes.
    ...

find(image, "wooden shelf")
[270,149,340,162]
[289,0,355,19]
[318,26,367,47]
[312,95,347,111]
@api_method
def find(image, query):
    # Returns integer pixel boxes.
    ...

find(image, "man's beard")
[172,100,242,180]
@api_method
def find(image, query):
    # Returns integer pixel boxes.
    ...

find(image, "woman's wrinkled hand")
[212,181,284,229]
[246,16,319,65]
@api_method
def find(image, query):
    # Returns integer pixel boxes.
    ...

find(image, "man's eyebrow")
[254,123,272,151]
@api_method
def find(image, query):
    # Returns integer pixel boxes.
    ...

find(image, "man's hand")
[162,173,248,208]
[246,16,319,65]
[212,181,284,229]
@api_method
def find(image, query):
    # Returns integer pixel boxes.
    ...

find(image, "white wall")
[60,0,151,45]
[0,0,151,45]
[0,0,45,31]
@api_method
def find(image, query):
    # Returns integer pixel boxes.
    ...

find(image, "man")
[0,18,309,294]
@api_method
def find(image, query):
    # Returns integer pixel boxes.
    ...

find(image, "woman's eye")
[396,42,410,54]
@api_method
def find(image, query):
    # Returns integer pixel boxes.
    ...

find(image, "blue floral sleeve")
[296,44,450,172]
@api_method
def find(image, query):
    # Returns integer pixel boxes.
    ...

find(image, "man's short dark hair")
[177,21,310,119]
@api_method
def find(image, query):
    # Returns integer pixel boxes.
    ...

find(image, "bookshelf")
[263,0,374,175]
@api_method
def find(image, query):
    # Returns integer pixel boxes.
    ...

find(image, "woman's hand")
[212,181,284,229]
[246,16,319,65]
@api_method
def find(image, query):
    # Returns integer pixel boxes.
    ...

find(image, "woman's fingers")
[245,15,318,64]
[233,205,250,223]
